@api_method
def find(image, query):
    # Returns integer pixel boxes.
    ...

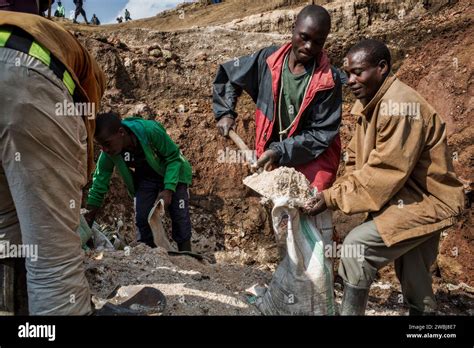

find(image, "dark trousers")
[338,220,442,313]
[135,174,192,247]
[74,6,87,22]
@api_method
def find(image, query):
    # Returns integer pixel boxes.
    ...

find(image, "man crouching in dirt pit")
[84,113,194,252]
[213,5,342,224]
[303,39,465,316]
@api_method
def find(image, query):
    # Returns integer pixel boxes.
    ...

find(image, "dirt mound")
[389,1,473,288]
[84,243,473,316]
[77,25,286,264]
[85,244,270,315]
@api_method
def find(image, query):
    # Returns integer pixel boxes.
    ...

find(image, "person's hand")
[251,149,280,172]
[216,115,235,137]
[158,190,173,209]
[302,193,327,216]
[84,206,99,228]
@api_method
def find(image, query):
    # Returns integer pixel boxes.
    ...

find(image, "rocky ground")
[84,243,473,315]
[65,0,473,315]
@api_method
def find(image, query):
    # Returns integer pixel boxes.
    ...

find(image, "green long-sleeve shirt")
[87,117,192,208]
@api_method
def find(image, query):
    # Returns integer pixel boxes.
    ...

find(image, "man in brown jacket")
[0,1,105,315]
[304,39,464,315]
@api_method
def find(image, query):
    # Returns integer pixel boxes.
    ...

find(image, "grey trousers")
[338,219,441,313]
[0,47,91,315]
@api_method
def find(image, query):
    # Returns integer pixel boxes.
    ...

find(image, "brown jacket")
[323,74,464,246]
[0,11,106,176]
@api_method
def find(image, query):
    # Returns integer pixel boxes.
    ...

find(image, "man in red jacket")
[213,4,342,192]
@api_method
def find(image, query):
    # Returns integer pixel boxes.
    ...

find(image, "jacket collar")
[267,43,334,99]
[266,43,335,135]
[351,73,397,119]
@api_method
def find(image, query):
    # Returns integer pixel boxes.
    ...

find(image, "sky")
[56,0,195,24]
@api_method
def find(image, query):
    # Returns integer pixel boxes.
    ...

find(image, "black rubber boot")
[0,258,14,314]
[14,258,28,315]
[177,239,192,252]
[409,308,436,315]
[139,236,157,248]
[409,308,424,316]
[409,303,437,316]
[340,281,369,316]
[0,258,28,315]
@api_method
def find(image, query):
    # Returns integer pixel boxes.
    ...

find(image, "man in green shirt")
[85,113,193,251]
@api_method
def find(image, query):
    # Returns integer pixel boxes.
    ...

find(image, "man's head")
[291,5,331,64]
[344,39,391,105]
[58,1,62,5]
[95,112,127,156]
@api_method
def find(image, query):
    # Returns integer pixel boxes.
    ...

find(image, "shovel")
[95,286,167,316]
[228,129,258,167]
[147,199,172,251]
[148,199,204,260]
[227,129,270,195]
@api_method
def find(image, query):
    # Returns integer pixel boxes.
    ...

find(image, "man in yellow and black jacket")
[0,1,105,315]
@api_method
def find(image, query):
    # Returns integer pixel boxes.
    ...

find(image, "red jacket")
[213,43,342,191]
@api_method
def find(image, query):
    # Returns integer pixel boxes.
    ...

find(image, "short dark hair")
[347,39,392,69]
[95,112,122,138]
[296,5,331,32]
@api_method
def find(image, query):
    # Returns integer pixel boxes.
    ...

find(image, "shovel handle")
[228,130,250,151]
[228,130,256,165]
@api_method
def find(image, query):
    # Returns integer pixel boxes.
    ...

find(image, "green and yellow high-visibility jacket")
[57,5,65,17]
[87,117,192,208]
[0,11,106,177]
